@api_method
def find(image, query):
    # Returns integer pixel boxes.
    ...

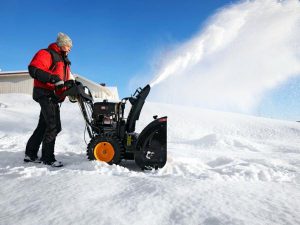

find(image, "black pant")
[25,97,61,163]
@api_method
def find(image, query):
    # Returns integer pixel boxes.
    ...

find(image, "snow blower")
[63,80,167,170]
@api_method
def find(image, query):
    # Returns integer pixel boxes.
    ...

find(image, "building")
[0,71,119,100]
[0,71,32,95]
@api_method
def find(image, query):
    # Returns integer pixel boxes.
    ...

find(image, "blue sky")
[0,0,236,95]
[1,0,300,121]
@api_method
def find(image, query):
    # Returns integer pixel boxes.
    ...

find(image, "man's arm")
[28,49,62,85]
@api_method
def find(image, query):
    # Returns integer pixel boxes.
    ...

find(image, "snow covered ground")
[0,93,300,225]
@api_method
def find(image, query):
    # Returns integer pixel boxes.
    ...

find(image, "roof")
[0,71,29,77]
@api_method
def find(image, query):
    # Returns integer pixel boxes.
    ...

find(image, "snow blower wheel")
[87,135,122,165]
[94,142,114,162]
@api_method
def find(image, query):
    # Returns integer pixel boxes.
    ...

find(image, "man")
[24,32,73,167]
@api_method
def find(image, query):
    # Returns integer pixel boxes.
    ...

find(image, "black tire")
[87,134,123,165]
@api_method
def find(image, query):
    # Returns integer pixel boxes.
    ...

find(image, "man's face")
[60,45,71,55]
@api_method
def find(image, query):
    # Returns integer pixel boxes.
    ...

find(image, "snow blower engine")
[63,80,167,170]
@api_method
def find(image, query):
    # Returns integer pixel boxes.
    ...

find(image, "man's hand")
[49,75,61,84]
[49,75,64,89]
[64,79,75,89]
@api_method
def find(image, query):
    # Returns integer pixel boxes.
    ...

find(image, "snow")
[149,0,300,113]
[0,93,300,225]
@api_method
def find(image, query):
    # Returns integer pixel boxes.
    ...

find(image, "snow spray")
[149,0,300,112]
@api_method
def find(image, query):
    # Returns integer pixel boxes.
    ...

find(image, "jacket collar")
[48,43,61,54]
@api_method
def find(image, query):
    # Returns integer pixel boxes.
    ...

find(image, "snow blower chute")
[63,81,167,170]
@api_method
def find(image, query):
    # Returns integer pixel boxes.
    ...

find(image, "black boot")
[43,160,63,167]
[24,155,42,163]
[41,140,63,167]
[41,140,56,164]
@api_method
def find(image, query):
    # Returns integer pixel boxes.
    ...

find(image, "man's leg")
[39,97,62,164]
[25,110,46,159]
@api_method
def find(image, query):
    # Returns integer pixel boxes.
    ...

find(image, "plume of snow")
[149,0,300,112]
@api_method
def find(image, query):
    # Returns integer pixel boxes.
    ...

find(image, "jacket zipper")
[63,63,67,81]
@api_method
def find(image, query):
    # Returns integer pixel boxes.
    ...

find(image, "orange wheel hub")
[94,142,115,162]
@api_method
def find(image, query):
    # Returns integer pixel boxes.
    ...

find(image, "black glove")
[64,79,75,89]
[49,75,64,90]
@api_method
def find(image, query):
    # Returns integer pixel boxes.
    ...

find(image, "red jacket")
[29,43,71,96]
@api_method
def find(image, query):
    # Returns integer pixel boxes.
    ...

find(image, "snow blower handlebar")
[62,81,95,138]
[63,80,94,103]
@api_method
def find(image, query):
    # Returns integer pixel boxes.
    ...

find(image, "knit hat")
[56,32,72,47]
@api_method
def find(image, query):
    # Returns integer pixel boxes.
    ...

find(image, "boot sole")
[42,162,63,167]
[24,159,42,163]
[51,164,63,168]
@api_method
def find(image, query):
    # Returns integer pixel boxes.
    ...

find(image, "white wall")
[0,74,32,94]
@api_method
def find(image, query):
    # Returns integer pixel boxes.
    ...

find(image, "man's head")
[56,32,72,53]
